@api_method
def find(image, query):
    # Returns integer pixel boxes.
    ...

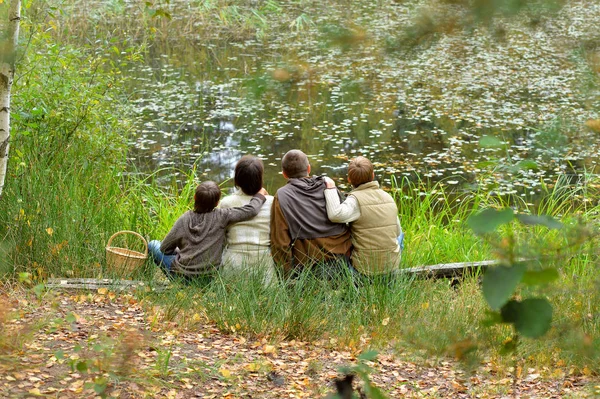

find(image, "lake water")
[124,1,600,198]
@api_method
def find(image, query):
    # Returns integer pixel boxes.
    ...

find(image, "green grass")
[128,171,600,373]
[135,255,599,374]
[0,19,139,278]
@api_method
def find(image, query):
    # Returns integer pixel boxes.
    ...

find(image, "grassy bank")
[133,175,600,373]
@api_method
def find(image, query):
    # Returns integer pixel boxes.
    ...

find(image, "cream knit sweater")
[219,190,276,284]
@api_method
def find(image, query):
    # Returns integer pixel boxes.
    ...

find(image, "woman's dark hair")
[194,181,221,213]
[234,155,264,195]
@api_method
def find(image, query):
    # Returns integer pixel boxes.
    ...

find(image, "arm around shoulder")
[225,193,266,224]
[324,190,360,223]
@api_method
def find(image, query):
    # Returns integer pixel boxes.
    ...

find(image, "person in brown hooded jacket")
[270,150,352,278]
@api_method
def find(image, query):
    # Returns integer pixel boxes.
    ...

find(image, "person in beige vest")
[324,156,404,275]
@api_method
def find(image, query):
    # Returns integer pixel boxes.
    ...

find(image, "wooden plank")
[46,278,169,292]
[401,260,498,278]
[44,260,498,291]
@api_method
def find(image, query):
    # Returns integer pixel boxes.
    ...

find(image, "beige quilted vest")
[350,181,401,275]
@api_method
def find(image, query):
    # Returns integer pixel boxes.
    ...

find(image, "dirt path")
[0,289,596,398]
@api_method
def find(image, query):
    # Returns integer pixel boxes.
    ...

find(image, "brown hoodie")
[270,176,352,276]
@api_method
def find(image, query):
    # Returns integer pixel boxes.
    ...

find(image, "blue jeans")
[398,232,405,251]
[148,240,176,279]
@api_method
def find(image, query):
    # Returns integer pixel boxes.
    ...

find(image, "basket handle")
[106,230,148,257]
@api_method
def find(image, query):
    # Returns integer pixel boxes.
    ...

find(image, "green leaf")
[154,9,172,19]
[515,299,553,338]
[516,160,538,170]
[65,313,76,323]
[358,350,378,362]
[501,298,553,338]
[366,384,387,399]
[516,214,563,229]
[32,283,45,298]
[475,160,497,169]
[54,350,64,360]
[93,377,107,394]
[481,310,503,327]
[18,272,32,284]
[522,269,559,286]
[482,263,526,310]
[468,208,514,235]
[479,135,504,148]
[76,360,88,372]
[500,300,519,324]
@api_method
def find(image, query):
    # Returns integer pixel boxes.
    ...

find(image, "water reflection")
[121,1,600,200]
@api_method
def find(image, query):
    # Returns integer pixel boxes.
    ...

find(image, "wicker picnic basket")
[105,231,148,275]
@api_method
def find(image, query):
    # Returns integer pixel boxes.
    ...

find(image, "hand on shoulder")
[258,187,269,196]
[323,176,336,189]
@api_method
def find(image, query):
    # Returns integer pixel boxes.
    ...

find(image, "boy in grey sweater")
[149,181,267,280]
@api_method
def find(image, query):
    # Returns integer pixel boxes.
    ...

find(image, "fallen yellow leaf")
[245,362,261,372]
[97,287,108,295]
[219,367,231,378]
[381,317,390,326]
[263,344,276,354]
[46,227,54,236]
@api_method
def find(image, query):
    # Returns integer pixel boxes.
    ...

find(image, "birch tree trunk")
[0,0,21,198]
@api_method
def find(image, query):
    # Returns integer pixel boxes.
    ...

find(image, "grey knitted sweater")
[160,194,266,276]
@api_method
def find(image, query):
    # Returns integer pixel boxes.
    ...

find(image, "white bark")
[0,0,21,198]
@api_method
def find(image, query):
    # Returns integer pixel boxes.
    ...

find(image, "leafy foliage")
[467,208,514,235]
[468,206,592,347]
[0,13,140,277]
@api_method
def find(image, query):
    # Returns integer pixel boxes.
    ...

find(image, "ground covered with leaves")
[0,288,597,398]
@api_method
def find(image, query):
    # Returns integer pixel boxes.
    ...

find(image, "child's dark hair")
[348,156,374,188]
[281,149,309,178]
[194,181,221,213]
[234,155,264,195]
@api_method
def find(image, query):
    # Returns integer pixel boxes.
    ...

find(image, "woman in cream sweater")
[219,155,276,285]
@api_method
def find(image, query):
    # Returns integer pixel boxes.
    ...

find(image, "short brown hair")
[194,181,221,213]
[235,155,264,195]
[281,149,309,178]
[348,156,374,188]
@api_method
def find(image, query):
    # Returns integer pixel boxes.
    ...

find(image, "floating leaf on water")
[479,135,504,148]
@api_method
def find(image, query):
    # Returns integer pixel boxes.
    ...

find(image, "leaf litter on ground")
[0,288,596,398]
